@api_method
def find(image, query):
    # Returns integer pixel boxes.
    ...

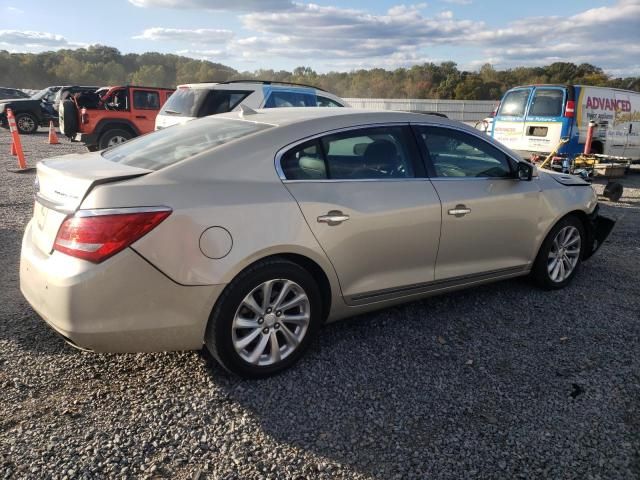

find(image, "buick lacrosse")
[20,108,614,377]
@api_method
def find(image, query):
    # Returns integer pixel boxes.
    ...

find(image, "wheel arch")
[537,209,592,260]
[213,251,335,323]
[95,119,140,138]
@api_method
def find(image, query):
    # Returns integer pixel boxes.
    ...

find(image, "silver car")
[20,108,614,377]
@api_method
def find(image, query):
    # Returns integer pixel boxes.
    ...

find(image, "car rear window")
[159,88,210,117]
[102,117,273,170]
[529,89,564,117]
[498,89,531,117]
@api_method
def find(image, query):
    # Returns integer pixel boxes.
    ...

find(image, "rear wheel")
[532,216,585,290]
[98,128,133,150]
[15,113,38,134]
[205,258,322,378]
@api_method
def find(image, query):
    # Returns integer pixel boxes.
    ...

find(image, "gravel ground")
[1,129,639,480]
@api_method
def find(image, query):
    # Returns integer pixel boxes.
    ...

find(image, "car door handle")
[448,205,471,217]
[317,211,350,225]
[135,115,147,119]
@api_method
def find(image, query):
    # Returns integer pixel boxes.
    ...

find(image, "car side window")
[133,90,160,110]
[416,126,513,178]
[200,90,252,115]
[322,126,415,180]
[316,96,343,107]
[265,91,316,108]
[280,140,327,180]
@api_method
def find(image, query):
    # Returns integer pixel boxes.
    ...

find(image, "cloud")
[0,30,72,48]
[239,3,480,60]
[128,0,292,11]
[442,0,472,5]
[6,6,24,14]
[129,0,640,75]
[134,27,234,43]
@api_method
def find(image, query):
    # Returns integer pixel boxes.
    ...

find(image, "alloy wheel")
[107,135,127,146]
[232,279,311,366]
[547,226,581,283]
[17,116,35,132]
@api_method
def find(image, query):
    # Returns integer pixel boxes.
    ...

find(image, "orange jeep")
[60,85,174,150]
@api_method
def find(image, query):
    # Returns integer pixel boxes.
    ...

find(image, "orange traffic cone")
[47,121,60,144]
[10,138,17,156]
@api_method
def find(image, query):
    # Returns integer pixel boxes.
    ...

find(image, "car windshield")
[31,88,50,101]
[159,88,210,117]
[101,117,273,170]
[498,89,531,117]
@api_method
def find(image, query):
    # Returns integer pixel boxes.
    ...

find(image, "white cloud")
[134,27,234,43]
[125,0,640,76]
[441,0,472,4]
[128,0,292,11]
[0,30,72,48]
[6,6,24,14]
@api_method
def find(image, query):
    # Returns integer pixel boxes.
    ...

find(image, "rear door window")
[498,89,531,117]
[280,140,327,180]
[199,90,252,116]
[133,90,161,110]
[528,88,565,117]
[317,96,343,107]
[265,91,316,108]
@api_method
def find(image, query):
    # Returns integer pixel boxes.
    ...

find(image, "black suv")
[0,88,30,101]
[0,86,60,134]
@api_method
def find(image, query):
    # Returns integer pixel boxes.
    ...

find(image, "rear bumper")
[583,206,615,260]
[20,220,224,352]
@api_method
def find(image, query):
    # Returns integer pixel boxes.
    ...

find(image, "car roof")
[212,107,459,128]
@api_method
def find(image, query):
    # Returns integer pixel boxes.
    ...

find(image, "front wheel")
[205,258,322,378]
[15,113,38,134]
[98,128,133,150]
[532,216,585,290]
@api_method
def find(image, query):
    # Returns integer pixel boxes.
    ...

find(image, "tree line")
[1,45,638,100]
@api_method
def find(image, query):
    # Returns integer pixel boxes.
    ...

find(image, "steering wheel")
[436,163,466,177]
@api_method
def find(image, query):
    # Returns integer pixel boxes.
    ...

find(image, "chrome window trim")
[274,122,416,182]
[282,177,432,184]
[275,120,531,183]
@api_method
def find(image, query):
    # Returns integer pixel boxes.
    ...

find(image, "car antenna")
[239,104,258,118]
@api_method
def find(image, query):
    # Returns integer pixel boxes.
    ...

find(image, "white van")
[155,80,347,130]
[491,85,640,162]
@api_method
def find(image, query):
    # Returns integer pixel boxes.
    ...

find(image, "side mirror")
[516,162,533,181]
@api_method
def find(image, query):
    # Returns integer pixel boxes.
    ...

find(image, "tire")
[98,128,133,150]
[61,100,78,137]
[603,182,623,202]
[532,215,585,290]
[205,258,323,378]
[15,113,38,134]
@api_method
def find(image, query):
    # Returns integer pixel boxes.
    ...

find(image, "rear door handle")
[135,115,147,119]
[317,210,350,225]
[448,204,471,217]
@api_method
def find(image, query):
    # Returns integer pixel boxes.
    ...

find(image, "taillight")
[80,107,88,124]
[54,208,171,263]
[564,100,575,118]
[491,103,499,117]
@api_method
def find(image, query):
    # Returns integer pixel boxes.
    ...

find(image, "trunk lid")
[32,152,151,254]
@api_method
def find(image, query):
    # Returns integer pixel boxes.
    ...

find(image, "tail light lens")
[564,100,575,118]
[80,107,88,124]
[491,103,500,117]
[54,208,171,263]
